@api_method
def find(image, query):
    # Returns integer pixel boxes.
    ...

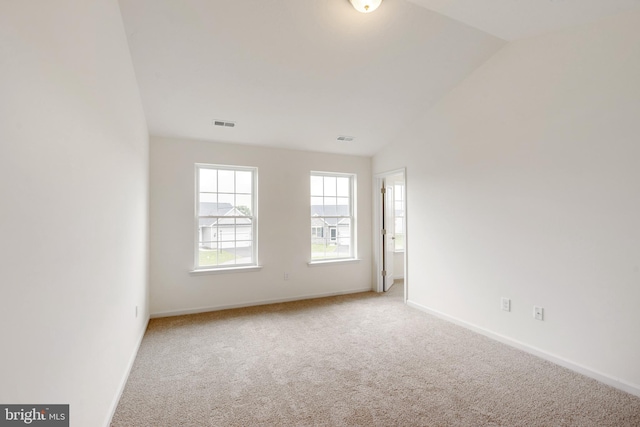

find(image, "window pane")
[324,176,336,196]
[311,226,324,238]
[236,170,252,194]
[199,243,219,267]
[218,169,234,193]
[218,193,234,208]
[337,242,351,258]
[395,217,404,234]
[222,247,236,265]
[312,239,334,260]
[208,242,253,266]
[235,243,253,265]
[311,175,324,196]
[336,197,349,216]
[235,194,252,215]
[199,224,218,244]
[337,177,349,197]
[199,240,215,250]
[336,218,351,258]
[236,222,253,241]
[199,194,217,214]
[337,219,350,240]
[324,197,337,209]
[219,223,236,241]
[200,169,217,193]
[311,197,323,215]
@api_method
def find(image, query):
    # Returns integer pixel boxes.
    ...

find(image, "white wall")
[0,1,149,425]
[150,136,372,316]
[373,11,640,394]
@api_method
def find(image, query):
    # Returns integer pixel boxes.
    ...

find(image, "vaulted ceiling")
[118,0,640,156]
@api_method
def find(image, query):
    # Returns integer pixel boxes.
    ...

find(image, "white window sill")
[307,258,360,267]
[189,265,263,275]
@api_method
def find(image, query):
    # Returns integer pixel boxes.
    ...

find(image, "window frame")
[309,171,356,263]
[194,163,258,271]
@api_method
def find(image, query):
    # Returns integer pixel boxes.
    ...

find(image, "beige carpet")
[112,282,640,426]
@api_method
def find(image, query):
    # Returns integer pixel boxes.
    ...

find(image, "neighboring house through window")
[311,226,324,238]
[310,172,355,261]
[195,164,257,269]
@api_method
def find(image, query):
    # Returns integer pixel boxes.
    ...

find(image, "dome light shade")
[349,0,382,13]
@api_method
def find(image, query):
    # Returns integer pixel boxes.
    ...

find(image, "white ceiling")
[407,0,640,41]
[118,0,640,156]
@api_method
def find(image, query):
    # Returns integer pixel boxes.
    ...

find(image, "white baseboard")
[150,287,373,319]
[104,315,150,427]
[407,300,640,398]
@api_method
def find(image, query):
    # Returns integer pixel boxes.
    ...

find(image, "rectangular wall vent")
[213,119,236,127]
[337,135,355,142]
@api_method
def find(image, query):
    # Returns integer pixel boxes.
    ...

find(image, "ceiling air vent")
[213,119,236,128]
[337,135,355,142]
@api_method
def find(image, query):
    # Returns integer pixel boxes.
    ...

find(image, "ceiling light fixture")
[349,0,382,13]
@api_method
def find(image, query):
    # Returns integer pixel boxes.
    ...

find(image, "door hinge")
[381,229,386,235]
[381,187,386,194]
[381,270,387,277]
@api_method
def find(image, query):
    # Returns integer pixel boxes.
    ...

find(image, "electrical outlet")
[534,306,544,321]
[284,273,289,281]
[501,297,511,312]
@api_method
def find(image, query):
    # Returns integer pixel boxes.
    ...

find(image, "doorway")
[374,169,407,301]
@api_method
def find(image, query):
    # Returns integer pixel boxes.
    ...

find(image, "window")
[195,164,257,269]
[311,226,324,238]
[394,182,405,252]
[310,172,355,261]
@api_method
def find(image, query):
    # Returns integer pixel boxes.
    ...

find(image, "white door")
[383,183,395,291]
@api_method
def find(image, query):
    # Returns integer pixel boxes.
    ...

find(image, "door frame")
[373,168,407,302]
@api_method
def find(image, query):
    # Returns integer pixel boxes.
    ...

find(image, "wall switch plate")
[534,306,544,321]
[501,297,511,312]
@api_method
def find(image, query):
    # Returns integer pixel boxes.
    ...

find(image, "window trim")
[309,171,356,263]
[189,265,263,275]
[194,163,258,271]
